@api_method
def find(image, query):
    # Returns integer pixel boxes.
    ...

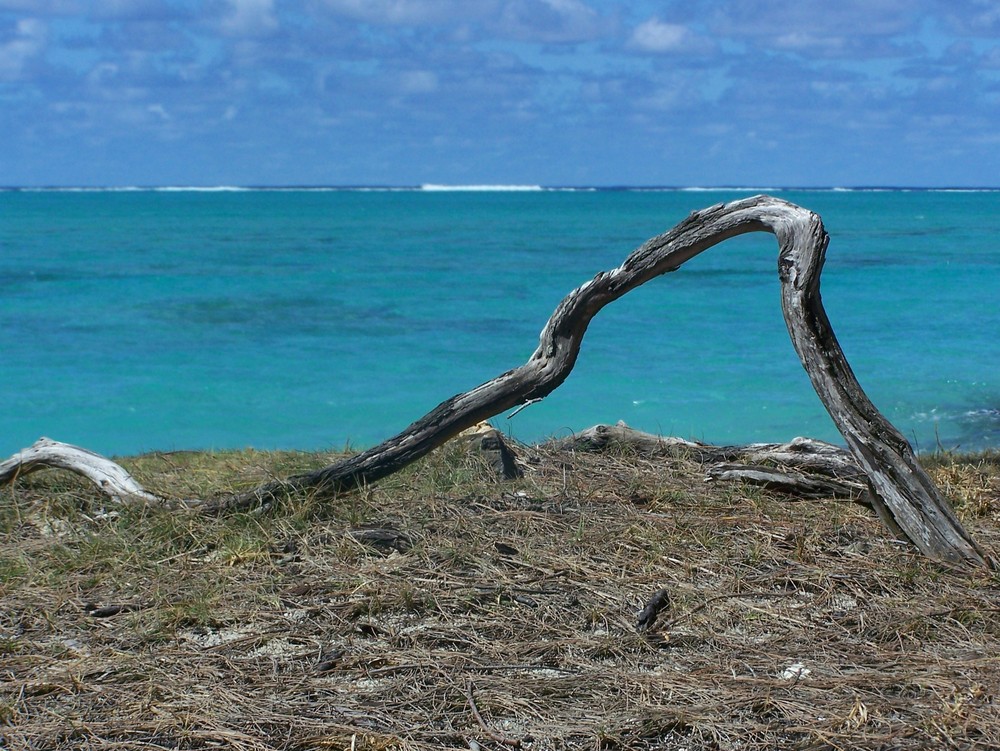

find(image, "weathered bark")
[455,422,524,480]
[545,422,729,461]
[550,423,869,502]
[0,437,161,504]
[705,464,864,501]
[715,435,873,506]
[212,194,986,568]
[545,422,866,479]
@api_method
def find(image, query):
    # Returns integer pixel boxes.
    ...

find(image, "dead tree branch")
[0,437,161,505]
[212,195,986,568]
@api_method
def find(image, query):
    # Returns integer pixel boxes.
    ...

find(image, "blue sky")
[2,0,999,187]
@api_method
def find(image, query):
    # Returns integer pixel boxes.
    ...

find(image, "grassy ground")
[2,439,999,750]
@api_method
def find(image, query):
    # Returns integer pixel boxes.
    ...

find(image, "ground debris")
[635,588,671,632]
[2,446,999,750]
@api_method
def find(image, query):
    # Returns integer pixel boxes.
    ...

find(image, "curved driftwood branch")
[212,194,987,569]
[0,437,161,504]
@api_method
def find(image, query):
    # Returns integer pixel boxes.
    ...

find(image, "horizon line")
[4,183,1000,193]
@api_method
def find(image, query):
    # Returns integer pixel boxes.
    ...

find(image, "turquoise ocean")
[2,186,998,458]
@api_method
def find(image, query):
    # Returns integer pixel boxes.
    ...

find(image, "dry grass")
[2,441,1000,750]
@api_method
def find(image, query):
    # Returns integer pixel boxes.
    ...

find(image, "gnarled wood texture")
[549,424,869,502]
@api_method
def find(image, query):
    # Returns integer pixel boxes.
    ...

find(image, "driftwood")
[546,422,726,461]
[0,428,865,505]
[1,195,989,568]
[548,423,868,501]
[706,435,870,502]
[0,437,161,505]
[705,464,863,501]
[211,195,983,567]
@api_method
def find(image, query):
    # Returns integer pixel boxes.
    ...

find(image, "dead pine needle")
[2,446,999,750]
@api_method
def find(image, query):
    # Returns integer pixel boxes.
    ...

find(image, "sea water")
[2,187,998,457]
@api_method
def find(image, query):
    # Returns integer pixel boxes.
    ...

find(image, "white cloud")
[398,69,438,93]
[629,17,713,54]
[85,60,118,86]
[982,46,1000,68]
[321,0,480,25]
[221,0,278,37]
[945,0,1000,35]
[498,0,602,43]
[632,18,690,52]
[0,17,46,80]
[320,0,602,42]
[701,0,925,58]
[770,30,859,56]
[0,1,185,20]
[0,1,79,12]
[147,102,169,120]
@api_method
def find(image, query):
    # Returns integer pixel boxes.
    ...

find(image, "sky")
[1,0,999,187]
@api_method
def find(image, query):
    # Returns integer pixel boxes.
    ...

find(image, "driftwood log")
[0,195,989,569]
[0,437,160,505]
[547,423,869,501]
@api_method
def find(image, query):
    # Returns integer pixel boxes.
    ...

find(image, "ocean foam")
[420,184,544,192]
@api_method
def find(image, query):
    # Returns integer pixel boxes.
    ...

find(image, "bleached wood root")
[0,438,161,504]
